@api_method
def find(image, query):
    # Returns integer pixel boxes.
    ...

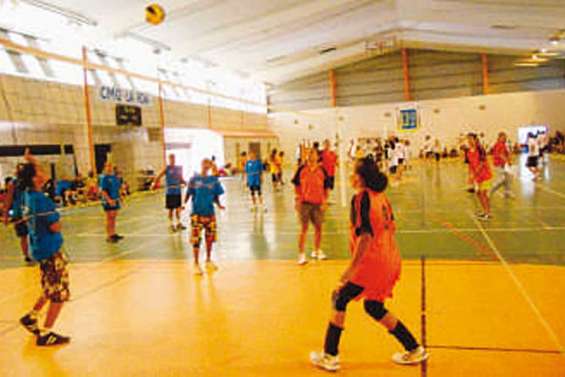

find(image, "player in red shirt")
[320,139,338,192]
[292,148,329,265]
[490,132,514,198]
[309,157,428,372]
[467,133,492,220]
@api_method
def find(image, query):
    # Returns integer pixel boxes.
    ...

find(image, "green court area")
[1,158,564,269]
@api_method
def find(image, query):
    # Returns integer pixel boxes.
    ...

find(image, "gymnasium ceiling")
[4,0,565,84]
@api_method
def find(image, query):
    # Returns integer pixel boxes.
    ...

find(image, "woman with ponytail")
[309,156,428,372]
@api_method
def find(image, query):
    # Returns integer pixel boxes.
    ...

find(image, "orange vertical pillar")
[481,53,490,95]
[81,47,96,173]
[329,69,337,107]
[158,82,167,167]
[401,48,412,101]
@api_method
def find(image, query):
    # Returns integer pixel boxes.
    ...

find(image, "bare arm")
[49,221,62,233]
[151,168,167,190]
[2,183,15,225]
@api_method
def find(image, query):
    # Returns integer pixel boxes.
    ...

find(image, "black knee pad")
[332,290,352,312]
[364,300,388,320]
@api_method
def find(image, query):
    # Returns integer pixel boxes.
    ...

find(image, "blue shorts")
[102,201,121,212]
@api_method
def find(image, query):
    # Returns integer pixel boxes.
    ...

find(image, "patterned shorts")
[39,251,70,303]
[191,215,217,248]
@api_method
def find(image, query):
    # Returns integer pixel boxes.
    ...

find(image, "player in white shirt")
[526,133,541,181]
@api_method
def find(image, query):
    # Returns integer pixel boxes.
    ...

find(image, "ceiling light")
[535,50,559,57]
[21,0,97,26]
[514,62,539,67]
[490,24,517,30]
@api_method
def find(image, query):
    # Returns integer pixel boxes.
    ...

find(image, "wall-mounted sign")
[99,86,152,107]
[116,104,142,126]
[397,108,419,131]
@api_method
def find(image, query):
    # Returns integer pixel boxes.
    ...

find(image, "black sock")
[390,321,419,351]
[323,323,343,356]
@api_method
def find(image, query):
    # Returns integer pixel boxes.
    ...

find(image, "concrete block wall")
[0,73,269,183]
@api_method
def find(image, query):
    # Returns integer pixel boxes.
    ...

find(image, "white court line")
[468,210,564,354]
[73,225,565,238]
[537,184,565,200]
[0,221,165,306]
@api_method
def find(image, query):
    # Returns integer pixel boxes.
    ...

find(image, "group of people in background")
[349,137,411,180]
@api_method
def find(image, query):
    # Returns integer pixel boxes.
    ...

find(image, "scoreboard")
[116,104,142,126]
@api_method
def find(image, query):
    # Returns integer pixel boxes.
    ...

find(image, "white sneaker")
[297,253,308,265]
[316,250,328,260]
[205,261,219,272]
[310,251,318,258]
[194,264,204,276]
[310,351,340,372]
[392,346,429,365]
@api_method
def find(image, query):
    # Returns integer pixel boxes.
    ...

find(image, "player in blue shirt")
[185,159,225,275]
[244,151,266,212]
[99,162,124,243]
[152,154,186,232]
[2,165,32,263]
[18,150,71,347]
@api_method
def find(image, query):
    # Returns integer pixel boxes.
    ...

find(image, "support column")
[328,69,337,107]
[207,99,212,129]
[81,47,96,174]
[481,53,490,95]
[158,82,167,168]
[401,48,412,101]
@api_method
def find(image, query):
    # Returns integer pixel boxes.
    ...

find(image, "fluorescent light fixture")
[122,32,171,52]
[514,62,540,67]
[536,50,559,57]
[21,0,97,26]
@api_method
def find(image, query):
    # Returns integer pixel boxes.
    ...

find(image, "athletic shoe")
[205,261,219,271]
[392,346,429,365]
[36,331,70,347]
[310,251,318,259]
[24,257,33,264]
[19,314,39,335]
[194,264,204,276]
[310,351,340,372]
[176,223,187,231]
[316,250,328,260]
[466,188,475,193]
[106,237,118,244]
[476,213,491,221]
[297,253,308,265]
[113,234,124,241]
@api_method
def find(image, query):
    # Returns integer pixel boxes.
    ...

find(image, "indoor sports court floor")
[1,158,564,376]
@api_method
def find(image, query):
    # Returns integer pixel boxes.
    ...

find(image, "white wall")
[269,89,565,155]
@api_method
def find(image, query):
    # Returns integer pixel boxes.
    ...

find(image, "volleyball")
[145,3,166,25]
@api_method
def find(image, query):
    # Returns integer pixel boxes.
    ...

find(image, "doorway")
[95,144,112,174]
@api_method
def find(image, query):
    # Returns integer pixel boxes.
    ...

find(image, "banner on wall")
[98,86,152,107]
[396,107,420,132]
